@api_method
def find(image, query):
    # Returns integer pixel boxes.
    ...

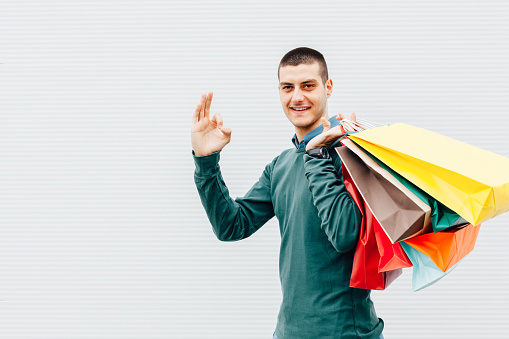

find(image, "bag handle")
[340,118,384,132]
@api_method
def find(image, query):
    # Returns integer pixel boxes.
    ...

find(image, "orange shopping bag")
[403,224,481,272]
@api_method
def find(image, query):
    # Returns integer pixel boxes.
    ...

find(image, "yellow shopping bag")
[348,123,509,225]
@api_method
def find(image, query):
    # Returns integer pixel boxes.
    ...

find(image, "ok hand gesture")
[191,92,232,157]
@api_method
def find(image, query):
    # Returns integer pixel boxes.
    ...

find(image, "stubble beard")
[290,105,327,130]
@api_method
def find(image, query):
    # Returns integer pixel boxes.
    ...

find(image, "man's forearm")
[193,151,275,241]
[303,153,361,253]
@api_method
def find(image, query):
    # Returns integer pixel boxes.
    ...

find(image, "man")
[191,47,384,339]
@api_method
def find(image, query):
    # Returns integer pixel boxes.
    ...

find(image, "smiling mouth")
[290,107,311,112]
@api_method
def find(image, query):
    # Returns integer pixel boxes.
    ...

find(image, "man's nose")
[291,88,305,102]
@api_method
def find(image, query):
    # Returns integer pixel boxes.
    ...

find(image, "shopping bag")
[342,138,468,233]
[373,219,413,272]
[400,242,462,292]
[342,158,403,289]
[429,200,469,232]
[348,123,509,225]
[403,223,480,272]
[337,140,432,242]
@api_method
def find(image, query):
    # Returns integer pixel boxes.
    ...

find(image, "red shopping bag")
[343,158,404,290]
[373,220,413,273]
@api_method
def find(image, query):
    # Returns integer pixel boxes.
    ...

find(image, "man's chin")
[288,120,308,128]
[288,117,320,129]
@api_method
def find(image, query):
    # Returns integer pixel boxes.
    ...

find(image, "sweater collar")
[292,117,341,149]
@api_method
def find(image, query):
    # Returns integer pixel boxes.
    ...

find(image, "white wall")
[0,0,508,338]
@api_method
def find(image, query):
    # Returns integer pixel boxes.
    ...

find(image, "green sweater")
[193,139,383,339]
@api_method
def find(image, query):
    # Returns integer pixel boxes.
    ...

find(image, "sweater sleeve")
[193,151,276,241]
[303,141,362,253]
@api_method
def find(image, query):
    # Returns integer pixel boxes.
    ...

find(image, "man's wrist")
[193,150,221,177]
[306,144,319,152]
[305,146,330,159]
[192,149,220,157]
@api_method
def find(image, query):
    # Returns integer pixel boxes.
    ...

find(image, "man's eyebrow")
[279,79,319,86]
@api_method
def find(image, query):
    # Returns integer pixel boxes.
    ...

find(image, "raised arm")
[192,92,275,241]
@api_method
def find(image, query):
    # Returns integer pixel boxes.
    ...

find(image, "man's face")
[278,62,332,136]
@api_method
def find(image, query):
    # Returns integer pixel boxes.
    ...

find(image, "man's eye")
[304,84,314,89]
[283,86,292,90]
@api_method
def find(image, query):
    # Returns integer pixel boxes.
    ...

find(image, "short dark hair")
[278,47,329,85]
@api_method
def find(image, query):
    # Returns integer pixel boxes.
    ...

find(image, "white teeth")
[292,107,309,111]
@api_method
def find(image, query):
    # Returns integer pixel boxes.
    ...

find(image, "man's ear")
[326,79,333,98]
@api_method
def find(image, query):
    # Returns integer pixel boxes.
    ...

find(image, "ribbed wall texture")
[0,0,508,338]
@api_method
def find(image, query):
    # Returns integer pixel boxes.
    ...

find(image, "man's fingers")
[219,125,232,136]
[211,113,230,138]
[193,102,202,123]
[336,112,356,122]
[212,113,223,128]
[322,117,331,132]
[204,91,213,119]
[324,125,345,139]
[199,93,207,120]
